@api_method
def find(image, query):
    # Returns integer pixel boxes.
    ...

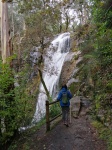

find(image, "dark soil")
[14,107,107,150]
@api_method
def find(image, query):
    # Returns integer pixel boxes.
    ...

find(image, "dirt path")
[29,117,106,150]
[19,111,106,150]
[16,101,107,150]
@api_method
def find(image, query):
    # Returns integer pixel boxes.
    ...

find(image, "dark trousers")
[61,106,69,123]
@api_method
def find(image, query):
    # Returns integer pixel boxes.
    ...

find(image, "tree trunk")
[1,1,10,63]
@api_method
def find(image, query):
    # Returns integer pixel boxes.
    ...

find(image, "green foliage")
[0,61,15,143]
[17,0,62,47]
[73,3,112,147]
[0,60,36,146]
[69,83,79,96]
[92,121,112,150]
[8,118,46,150]
[49,103,61,119]
[77,0,112,113]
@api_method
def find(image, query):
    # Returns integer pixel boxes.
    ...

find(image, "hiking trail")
[16,96,107,150]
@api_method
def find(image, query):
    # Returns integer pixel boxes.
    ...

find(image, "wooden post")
[46,100,50,131]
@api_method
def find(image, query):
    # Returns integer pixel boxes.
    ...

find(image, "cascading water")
[32,32,70,123]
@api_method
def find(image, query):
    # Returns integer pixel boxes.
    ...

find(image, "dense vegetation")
[73,0,112,148]
[77,0,112,123]
[0,0,112,149]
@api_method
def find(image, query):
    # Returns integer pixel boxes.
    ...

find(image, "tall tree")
[1,0,11,63]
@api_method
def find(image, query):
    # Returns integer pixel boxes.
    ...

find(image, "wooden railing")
[46,100,62,132]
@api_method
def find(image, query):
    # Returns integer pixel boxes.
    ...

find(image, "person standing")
[57,84,72,127]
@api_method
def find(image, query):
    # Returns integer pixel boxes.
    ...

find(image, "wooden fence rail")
[46,100,62,132]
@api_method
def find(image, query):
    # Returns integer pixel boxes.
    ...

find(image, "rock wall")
[59,51,82,88]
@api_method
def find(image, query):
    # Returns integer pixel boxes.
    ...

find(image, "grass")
[92,120,112,150]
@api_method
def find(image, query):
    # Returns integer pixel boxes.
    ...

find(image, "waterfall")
[32,32,70,123]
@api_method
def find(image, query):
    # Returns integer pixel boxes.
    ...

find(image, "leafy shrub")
[0,60,35,147]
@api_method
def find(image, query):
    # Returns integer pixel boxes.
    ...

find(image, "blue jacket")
[57,87,72,107]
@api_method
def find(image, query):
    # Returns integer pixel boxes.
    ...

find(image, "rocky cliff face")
[59,51,82,89]
[60,52,76,86]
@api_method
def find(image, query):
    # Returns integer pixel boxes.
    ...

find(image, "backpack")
[62,92,68,104]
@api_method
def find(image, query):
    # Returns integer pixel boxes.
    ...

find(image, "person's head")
[62,84,67,90]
